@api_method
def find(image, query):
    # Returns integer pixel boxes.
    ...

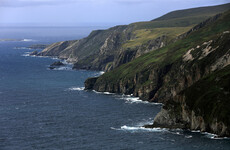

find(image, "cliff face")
[37,25,170,71]
[36,3,230,72]
[153,65,230,137]
[85,11,230,136]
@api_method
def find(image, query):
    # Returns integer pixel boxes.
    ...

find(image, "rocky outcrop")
[50,61,64,66]
[84,77,99,90]
[29,51,38,56]
[49,61,65,70]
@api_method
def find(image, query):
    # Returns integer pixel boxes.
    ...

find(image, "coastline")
[22,48,230,140]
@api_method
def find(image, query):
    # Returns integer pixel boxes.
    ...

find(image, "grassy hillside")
[122,3,230,49]
[39,3,230,71]
[122,26,192,48]
[85,4,230,137]
[155,3,230,21]
[96,10,230,85]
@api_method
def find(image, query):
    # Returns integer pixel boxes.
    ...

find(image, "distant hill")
[36,3,230,72]
[154,3,230,21]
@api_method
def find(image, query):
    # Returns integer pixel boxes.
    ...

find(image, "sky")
[0,0,229,26]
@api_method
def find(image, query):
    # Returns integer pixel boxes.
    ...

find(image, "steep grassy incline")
[123,3,230,48]
[37,3,230,71]
[86,11,230,94]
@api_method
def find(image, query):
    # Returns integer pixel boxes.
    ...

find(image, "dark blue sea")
[0,27,229,150]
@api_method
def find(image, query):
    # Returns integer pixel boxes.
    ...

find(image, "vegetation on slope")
[39,3,230,71]
[122,26,192,48]
[154,3,230,21]
[122,3,230,49]
[96,10,230,86]
[85,9,230,137]
[183,65,230,127]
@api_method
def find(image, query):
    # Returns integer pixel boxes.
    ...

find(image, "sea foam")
[111,125,167,133]
[92,90,114,95]
[51,66,72,71]
[202,132,230,140]
[22,39,34,42]
[119,95,162,105]
[21,52,31,57]
[93,71,105,77]
[68,87,85,91]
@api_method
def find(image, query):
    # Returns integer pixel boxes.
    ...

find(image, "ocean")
[0,27,229,150]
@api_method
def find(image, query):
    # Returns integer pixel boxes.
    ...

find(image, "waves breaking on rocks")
[68,87,85,91]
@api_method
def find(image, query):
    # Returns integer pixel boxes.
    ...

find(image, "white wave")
[93,71,105,77]
[68,87,85,91]
[136,119,154,126]
[111,118,166,133]
[202,132,219,139]
[52,66,72,71]
[91,90,162,105]
[21,52,31,57]
[119,95,162,105]
[92,90,102,94]
[36,55,51,58]
[92,90,114,95]
[185,135,193,138]
[191,130,201,133]
[99,71,105,75]
[22,39,34,42]
[190,130,229,139]
[14,47,31,50]
[51,57,59,60]
[22,53,30,57]
[121,96,149,104]
[201,132,229,140]
[118,125,167,132]
[103,92,115,95]
[22,52,40,57]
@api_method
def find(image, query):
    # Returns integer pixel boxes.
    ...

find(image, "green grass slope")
[95,10,230,87]
[154,3,230,21]
[122,3,230,49]
[40,3,230,71]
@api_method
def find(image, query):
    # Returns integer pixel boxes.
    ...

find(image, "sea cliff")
[36,3,230,137]
[85,11,230,137]
[36,3,230,72]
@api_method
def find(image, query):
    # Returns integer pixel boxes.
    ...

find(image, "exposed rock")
[49,61,65,70]
[183,48,195,62]
[50,61,64,67]
[29,51,38,56]
[84,77,99,90]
